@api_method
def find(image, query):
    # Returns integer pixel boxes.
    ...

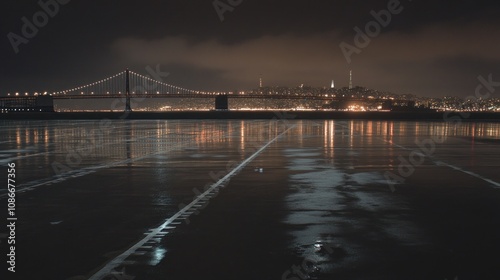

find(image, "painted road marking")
[329,122,500,189]
[88,125,294,280]
[383,139,500,188]
[0,121,272,199]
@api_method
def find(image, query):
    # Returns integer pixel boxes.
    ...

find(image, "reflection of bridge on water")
[1,69,408,112]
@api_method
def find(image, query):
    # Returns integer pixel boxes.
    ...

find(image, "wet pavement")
[1,120,500,280]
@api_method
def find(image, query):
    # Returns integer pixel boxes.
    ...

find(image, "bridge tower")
[349,70,353,90]
[125,69,132,112]
[215,94,229,110]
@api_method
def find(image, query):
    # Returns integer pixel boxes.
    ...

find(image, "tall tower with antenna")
[349,70,353,90]
[331,79,335,89]
[259,75,263,88]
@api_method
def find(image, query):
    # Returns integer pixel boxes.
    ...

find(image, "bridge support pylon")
[125,68,132,112]
[215,94,229,110]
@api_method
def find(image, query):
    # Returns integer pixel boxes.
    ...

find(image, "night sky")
[1,0,499,97]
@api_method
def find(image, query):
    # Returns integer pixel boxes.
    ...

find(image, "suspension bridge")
[0,69,397,112]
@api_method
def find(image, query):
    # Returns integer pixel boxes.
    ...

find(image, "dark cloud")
[1,0,499,97]
[110,19,500,95]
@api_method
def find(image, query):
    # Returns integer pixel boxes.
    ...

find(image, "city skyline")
[1,0,500,98]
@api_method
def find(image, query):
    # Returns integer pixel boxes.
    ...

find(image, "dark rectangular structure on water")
[0,96,54,113]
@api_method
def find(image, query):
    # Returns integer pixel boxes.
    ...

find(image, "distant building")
[349,70,353,90]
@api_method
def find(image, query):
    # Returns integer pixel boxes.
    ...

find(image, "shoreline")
[1,111,500,121]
